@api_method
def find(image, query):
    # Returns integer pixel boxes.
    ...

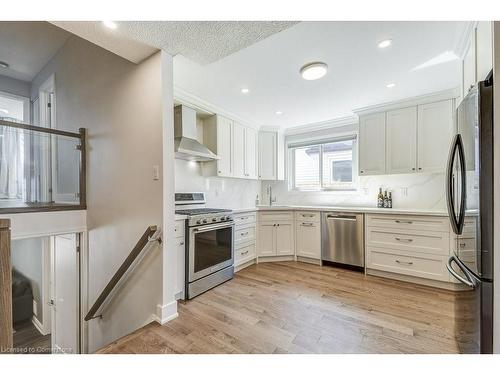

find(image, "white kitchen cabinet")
[417,100,455,173]
[244,127,258,179]
[463,37,476,97]
[203,115,233,177]
[295,221,321,259]
[233,121,246,178]
[275,222,294,256]
[359,112,386,175]
[257,212,294,258]
[258,130,284,180]
[386,107,417,174]
[257,222,276,257]
[476,21,493,82]
[174,219,186,299]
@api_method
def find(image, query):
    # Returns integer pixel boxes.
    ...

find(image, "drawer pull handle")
[459,242,466,248]
[302,214,315,217]
[240,232,249,236]
[395,237,413,242]
[239,216,249,220]
[241,250,249,255]
[395,259,413,265]
[395,220,413,224]
[179,242,184,246]
[301,223,314,226]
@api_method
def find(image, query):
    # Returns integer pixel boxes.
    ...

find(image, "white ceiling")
[173,21,469,128]
[51,21,298,64]
[0,22,70,82]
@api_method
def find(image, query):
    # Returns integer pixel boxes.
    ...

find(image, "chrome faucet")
[268,185,277,206]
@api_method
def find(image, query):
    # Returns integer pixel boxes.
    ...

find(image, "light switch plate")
[153,165,160,180]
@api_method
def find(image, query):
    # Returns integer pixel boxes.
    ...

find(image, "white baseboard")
[32,316,50,336]
[152,301,178,325]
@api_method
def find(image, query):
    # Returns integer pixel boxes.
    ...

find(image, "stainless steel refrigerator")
[445,74,493,354]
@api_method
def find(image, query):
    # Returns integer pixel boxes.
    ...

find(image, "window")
[289,137,358,191]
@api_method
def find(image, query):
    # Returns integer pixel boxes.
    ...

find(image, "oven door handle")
[191,222,234,233]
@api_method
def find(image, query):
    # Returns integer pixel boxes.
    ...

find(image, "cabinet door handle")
[395,237,413,242]
[395,259,413,265]
[395,220,413,224]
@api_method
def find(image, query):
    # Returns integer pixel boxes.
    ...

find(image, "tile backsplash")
[261,173,448,210]
[175,159,260,209]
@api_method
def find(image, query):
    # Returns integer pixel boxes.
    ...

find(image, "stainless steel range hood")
[174,105,219,161]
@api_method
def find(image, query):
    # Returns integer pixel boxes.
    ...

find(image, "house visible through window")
[289,136,358,191]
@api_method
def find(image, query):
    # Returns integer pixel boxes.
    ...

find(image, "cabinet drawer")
[235,225,256,245]
[258,211,294,222]
[366,214,449,232]
[367,247,449,282]
[234,212,256,226]
[235,243,256,264]
[174,220,185,238]
[366,228,449,256]
[295,211,320,222]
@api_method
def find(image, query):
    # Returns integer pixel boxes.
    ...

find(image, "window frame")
[288,135,359,192]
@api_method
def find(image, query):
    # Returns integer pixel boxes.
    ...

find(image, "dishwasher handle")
[326,214,358,221]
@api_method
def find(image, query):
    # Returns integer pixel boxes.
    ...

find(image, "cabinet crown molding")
[353,88,460,117]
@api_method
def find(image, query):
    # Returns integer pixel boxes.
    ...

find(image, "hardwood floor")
[13,320,51,354]
[98,261,461,354]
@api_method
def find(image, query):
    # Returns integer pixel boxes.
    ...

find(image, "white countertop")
[232,205,450,216]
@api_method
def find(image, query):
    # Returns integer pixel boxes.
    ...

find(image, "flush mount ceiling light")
[0,61,9,69]
[386,83,396,88]
[102,21,118,30]
[240,88,250,94]
[275,110,283,115]
[300,62,328,81]
[378,39,392,49]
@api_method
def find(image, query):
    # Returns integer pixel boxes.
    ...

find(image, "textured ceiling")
[0,22,70,81]
[51,21,298,64]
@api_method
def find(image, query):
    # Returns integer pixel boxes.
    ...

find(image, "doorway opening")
[11,232,82,354]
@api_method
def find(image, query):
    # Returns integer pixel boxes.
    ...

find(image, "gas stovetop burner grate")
[175,208,232,216]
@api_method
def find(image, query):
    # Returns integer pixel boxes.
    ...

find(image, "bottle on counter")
[388,192,393,208]
[383,190,388,208]
[377,188,384,208]
[255,194,260,206]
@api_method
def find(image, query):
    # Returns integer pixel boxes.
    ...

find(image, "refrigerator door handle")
[446,135,460,234]
[446,255,478,288]
[456,134,467,234]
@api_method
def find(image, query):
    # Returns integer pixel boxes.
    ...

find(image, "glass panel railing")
[0,119,85,212]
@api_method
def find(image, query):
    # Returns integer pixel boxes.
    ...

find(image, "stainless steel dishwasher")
[321,212,364,268]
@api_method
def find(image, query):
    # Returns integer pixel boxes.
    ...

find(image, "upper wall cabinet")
[258,130,284,181]
[417,100,455,173]
[359,112,386,175]
[462,21,493,98]
[357,96,456,176]
[203,115,258,180]
[386,107,417,174]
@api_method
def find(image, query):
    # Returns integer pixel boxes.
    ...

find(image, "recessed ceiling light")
[240,88,250,94]
[276,111,283,115]
[102,21,118,30]
[0,61,9,69]
[300,62,328,81]
[0,109,8,114]
[378,39,392,49]
[386,83,396,88]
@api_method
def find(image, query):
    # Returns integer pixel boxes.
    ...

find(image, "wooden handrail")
[84,225,161,321]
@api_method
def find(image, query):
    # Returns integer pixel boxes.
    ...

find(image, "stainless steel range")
[175,193,234,299]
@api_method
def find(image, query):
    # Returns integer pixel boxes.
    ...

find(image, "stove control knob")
[202,219,208,224]
[212,218,217,222]
[226,216,231,221]
[220,217,226,221]
[196,220,202,224]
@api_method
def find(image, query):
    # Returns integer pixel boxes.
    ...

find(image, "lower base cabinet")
[295,211,321,259]
[257,212,294,257]
[234,212,257,270]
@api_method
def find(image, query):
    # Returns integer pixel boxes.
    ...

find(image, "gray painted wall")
[11,237,44,321]
[0,74,30,97]
[31,36,164,352]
